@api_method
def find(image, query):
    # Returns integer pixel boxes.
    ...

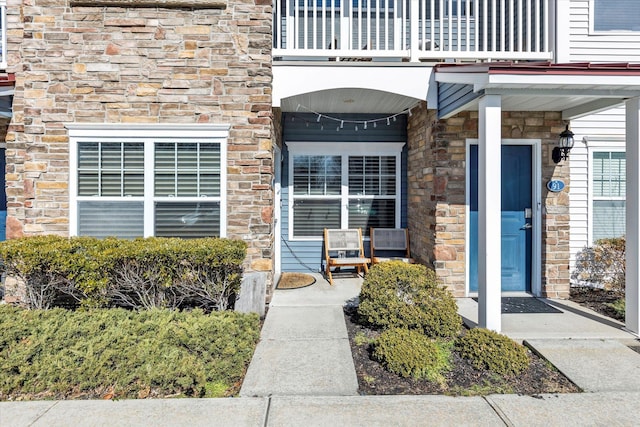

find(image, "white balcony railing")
[273,0,552,62]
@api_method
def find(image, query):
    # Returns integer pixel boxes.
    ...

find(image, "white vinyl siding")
[68,124,228,239]
[560,1,640,63]
[568,112,625,271]
[287,142,403,240]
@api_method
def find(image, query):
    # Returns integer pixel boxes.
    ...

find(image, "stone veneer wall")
[4,1,274,283]
[408,106,571,298]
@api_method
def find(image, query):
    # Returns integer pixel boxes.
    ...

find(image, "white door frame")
[465,138,542,297]
[274,145,282,284]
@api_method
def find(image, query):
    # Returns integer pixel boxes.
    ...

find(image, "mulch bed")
[344,307,580,396]
[569,286,625,322]
[569,286,640,355]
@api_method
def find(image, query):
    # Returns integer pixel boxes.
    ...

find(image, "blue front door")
[470,145,532,292]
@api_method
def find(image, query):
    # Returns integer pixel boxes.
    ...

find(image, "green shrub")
[0,305,260,399]
[606,298,626,318]
[455,328,530,376]
[572,237,625,292]
[357,261,461,339]
[373,328,451,382]
[0,236,247,311]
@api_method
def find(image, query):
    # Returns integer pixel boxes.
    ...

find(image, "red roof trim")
[0,73,16,86]
[435,62,640,76]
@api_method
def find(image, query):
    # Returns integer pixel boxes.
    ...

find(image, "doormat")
[276,272,316,290]
[473,297,563,314]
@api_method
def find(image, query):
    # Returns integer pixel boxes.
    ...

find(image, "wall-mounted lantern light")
[552,124,575,163]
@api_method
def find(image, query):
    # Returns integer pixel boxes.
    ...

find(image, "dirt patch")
[569,287,625,322]
[344,307,580,396]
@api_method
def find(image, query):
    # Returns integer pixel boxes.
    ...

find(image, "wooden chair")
[323,228,370,285]
[369,228,415,265]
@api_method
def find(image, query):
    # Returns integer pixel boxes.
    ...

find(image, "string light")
[287,104,418,132]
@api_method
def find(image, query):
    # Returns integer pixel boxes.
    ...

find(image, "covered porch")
[434,62,640,335]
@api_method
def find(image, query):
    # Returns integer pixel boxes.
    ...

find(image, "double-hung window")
[591,0,640,32]
[287,142,403,239]
[591,150,625,242]
[68,124,228,239]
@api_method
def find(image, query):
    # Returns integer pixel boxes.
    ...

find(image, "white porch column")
[478,95,502,332]
[625,97,640,335]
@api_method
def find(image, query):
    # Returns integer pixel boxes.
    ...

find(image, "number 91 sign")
[547,180,565,193]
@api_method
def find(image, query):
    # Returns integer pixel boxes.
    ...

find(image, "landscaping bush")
[0,236,246,311]
[0,305,260,400]
[357,261,461,339]
[572,237,625,292]
[455,328,530,376]
[373,328,451,382]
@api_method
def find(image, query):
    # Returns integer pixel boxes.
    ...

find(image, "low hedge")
[0,236,246,311]
[0,305,260,400]
[373,328,451,383]
[455,328,530,376]
[357,261,461,339]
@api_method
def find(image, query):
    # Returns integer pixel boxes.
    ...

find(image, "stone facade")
[4,1,274,282]
[408,106,571,298]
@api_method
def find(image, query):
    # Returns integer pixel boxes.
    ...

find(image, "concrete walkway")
[3,275,640,426]
[240,276,361,397]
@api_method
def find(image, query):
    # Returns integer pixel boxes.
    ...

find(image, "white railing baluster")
[384,0,388,50]
[535,0,541,52]
[456,0,461,51]
[491,0,496,52]
[543,0,548,52]
[272,0,551,62]
[411,0,419,61]
[500,0,505,51]
[527,0,532,52]
[508,0,513,53]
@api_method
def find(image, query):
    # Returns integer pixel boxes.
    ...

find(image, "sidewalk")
[3,274,640,426]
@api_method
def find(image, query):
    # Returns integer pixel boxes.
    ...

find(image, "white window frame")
[67,123,229,238]
[588,145,626,243]
[589,0,640,34]
[286,141,404,241]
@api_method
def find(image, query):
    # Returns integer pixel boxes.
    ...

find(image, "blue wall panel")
[280,113,408,273]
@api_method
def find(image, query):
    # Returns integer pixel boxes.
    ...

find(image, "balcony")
[273,0,553,62]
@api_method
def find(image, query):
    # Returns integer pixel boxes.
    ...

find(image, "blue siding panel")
[438,83,482,119]
[280,113,409,272]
